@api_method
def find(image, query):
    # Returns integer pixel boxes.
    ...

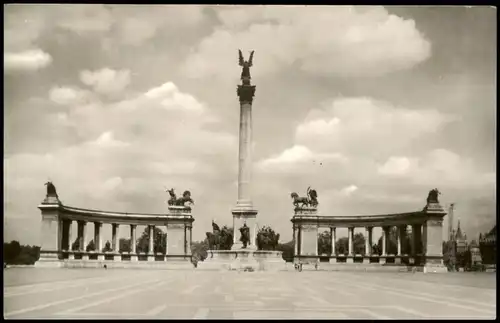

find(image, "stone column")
[347,227,354,263]
[331,227,337,255]
[236,92,255,207]
[66,220,72,251]
[81,221,88,260]
[232,79,258,251]
[95,222,104,260]
[148,225,155,261]
[81,221,87,250]
[112,224,119,253]
[67,220,75,260]
[364,227,371,264]
[130,224,137,261]
[422,222,428,256]
[94,222,101,251]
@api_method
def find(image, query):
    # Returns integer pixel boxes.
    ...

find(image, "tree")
[191,240,209,263]
[377,227,415,255]
[71,237,80,251]
[336,237,349,255]
[4,241,22,264]
[353,233,366,255]
[276,240,294,262]
[102,240,112,252]
[136,227,167,254]
[318,230,332,255]
[119,238,131,253]
[86,240,96,252]
[256,226,280,251]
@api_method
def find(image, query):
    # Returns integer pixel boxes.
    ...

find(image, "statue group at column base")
[196,249,285,272]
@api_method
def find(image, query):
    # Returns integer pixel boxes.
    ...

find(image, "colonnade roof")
[39,203,193,224]
[292,208,446,227]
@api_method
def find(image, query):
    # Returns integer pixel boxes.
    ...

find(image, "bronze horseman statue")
[165,188,194,206]
[291,186,318,208]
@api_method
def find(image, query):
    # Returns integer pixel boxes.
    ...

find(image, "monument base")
[197,249,285,271]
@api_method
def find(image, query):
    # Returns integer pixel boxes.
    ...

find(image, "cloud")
[4,79,237,246]
[378,156,415,176]
[80,68,131,95]
[90,131,129,148]
[257,145,347,173]
[341,185,358,196]
[295,97,455,156]
[4,49,52,72]
[49,86,90,105]
[184,6,431,79]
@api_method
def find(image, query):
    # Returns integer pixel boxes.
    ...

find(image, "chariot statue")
[426,188,441,204]
[291,186,318,208]
[165,188,194,206]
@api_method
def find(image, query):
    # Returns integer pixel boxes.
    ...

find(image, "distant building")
[479,225,496,267]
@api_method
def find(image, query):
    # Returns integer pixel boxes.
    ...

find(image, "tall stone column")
[398,225,407,255]
[329,227,337,264]
[94,222,102,252]
[348,227,354,256]
[331,227,336,255]
[148,225,154,253]
[81,221,87,252]
[130,224,137,261]
[381,227,387,256]
[66,220,73,251]
[365,227,371,256]
[232,64,258,251]
[67,220,74,260]
[112,223,119,253]
[148,225,155,261]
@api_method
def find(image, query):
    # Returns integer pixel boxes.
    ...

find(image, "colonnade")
[37,201,194,267]
[291,202,447,270]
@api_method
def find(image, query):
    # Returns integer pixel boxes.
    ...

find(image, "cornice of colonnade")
[38,201,195,226]
[290,206,447,228]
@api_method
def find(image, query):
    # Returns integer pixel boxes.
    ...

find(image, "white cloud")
[184,6,431,79]
[295,97,455,155]
[4,49,52,72]
[91,131,129,148]
[4,79,237,243]
[378,156,415,176]
[103,177,123,191]
[341,185,358,196]
[49,86,89,105]
[80,68,131,95]
[257,145,347,172]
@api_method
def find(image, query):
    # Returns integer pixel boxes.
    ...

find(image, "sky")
[4,5,497,246]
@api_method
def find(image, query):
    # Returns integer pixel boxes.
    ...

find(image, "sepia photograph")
[3,4,496,319]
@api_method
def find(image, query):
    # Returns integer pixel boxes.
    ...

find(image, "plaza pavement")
[3,267,496,319]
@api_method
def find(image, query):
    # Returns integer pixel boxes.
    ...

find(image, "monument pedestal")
[197,249,285,272]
